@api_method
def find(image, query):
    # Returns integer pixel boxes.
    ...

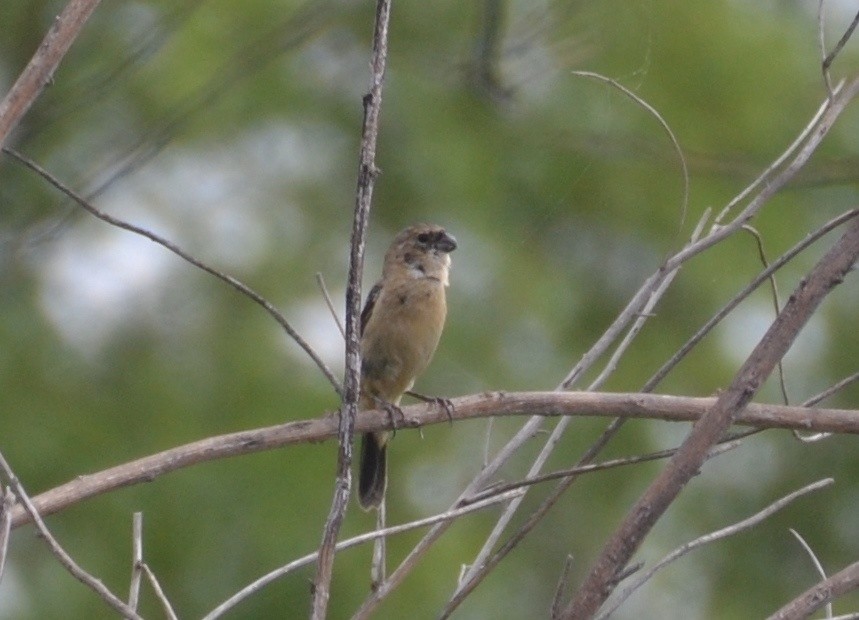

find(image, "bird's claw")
[373,396,405,436]
[406,391,455,426]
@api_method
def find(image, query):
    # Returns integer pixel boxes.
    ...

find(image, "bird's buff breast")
[360,279,447,400]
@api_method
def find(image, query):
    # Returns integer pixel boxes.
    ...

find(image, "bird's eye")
[416,233,430,243]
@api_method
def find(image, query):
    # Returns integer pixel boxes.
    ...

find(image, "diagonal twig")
[564,216,859,619]
[0,0,102,144]
[598,479,835,618]
[3,146,341,395]
[0,450,143,620]
[203,490,516,620]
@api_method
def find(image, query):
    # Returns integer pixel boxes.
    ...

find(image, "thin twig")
[819,0,833,97]
[571,70,690,231]
[0,486,13,585]
[599,479,834,618]
[142,563,179,620]
[446,211,710,613]
[2,146,341,395]
[0,450,143,620]
[0,0,102,144]
[128,512,143,610]
[795,371,859,443]
[465,438,741,506]
[646,209,859,391]
[712,81,844,227]
[767,559,859,620]
[564,217,859,619]
[822,8,859,80]
[804,371,859,408]
[789,528,832,619]
[551,555,574,620]
[311,0,392,615]
[202,490,516,620]
[741,224,789,405]
[316,272,345,339]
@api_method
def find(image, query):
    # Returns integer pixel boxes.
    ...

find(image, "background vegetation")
[1,0,857,618]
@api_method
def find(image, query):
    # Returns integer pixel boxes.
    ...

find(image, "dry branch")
[0,451,142,619]
[0,0,101,144]
[312,0,392,614]
[563,216,859,619]
[7,391,857,529]
[768,559,859,620]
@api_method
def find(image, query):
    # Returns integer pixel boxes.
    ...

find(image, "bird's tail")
[358,431,387,510]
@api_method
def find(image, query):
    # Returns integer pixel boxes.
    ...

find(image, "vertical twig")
[563,217,859,619]
[0,0,102,144]
[311,0,393,617]
[128,512,143,610]
[0,451,143,620]
[550,555,574,620]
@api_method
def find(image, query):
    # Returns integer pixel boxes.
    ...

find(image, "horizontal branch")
[10,391,857,528]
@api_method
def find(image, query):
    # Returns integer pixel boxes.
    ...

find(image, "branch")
[0,451,142,619]
[2,147,341,394]
[203,489,516,620]
[599,479,835,618]
[0,486,13,585]
[768,560,859,620]
[444,211,710,615]
[563,216,859,619]
[8,391,858,529]
[311,0,392,615]
[0,0,101,145]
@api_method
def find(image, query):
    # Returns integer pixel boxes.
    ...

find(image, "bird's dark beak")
[437,232,457,253]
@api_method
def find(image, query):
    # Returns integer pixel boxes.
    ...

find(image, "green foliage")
[1,1,857,618]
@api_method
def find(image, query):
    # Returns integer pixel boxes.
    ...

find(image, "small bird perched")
[358,224,457,510]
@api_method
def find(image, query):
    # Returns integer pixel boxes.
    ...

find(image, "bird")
[357,224,457,510]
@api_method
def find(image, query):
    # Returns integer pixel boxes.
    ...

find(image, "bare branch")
[2,147,342,395]
[440,428,738,618]
[203,490,517,620]
[712,81,845,226]
[128,512,143,610]
[571,70,690,230]
[767,559,859,620]
[741,224,789,405]
[0,0,101,144]
[551,555,575,620]
[142,564,179,620]
[804,371,859,407]
[312,0,392,614]
[822,6,859,83]
[789,528,832,619]
[646,209,859,391]
[0,451,142,620]
[564,216,859,619]
[446,211,709,612]
[9,392,857,529]
[465,438,742,506]
[599,479,834,618]
[818,0,834,97]
[316,272,345,339]
[0,486,13,585]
